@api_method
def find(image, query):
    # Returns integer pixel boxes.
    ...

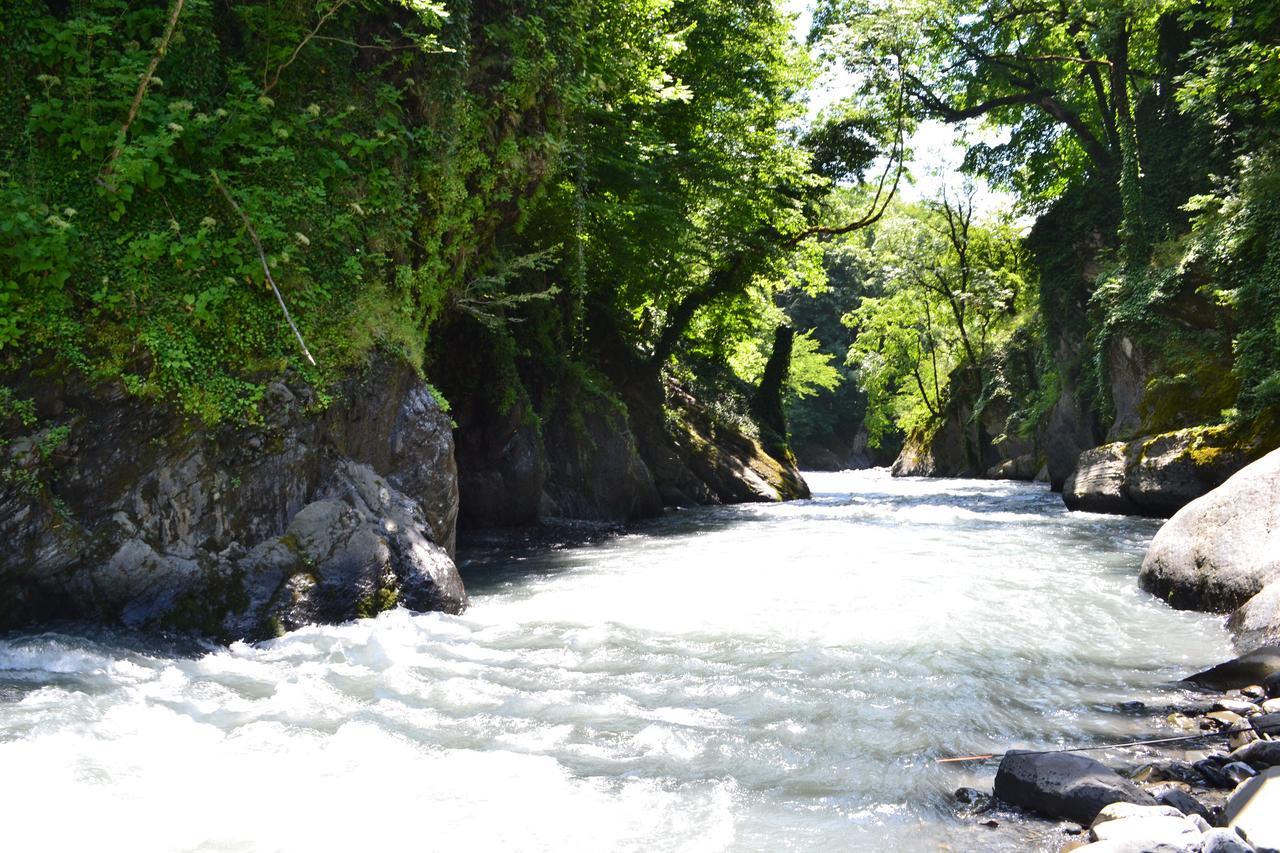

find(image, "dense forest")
[2,0,1279,526]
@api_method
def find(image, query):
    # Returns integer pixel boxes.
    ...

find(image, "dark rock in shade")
[1134,761,1205,786]
[1139,449,1280,615]
[0,354,466,640]
[986,453,1038,481]
[1231,741,1280,771]
[1250,713,1280,737]
[1044,383,1102,492]
[1153,787,1214,824]
[1185,648,1280,692]
[1266,673,1280,700]
[1195,758,1236,789]
[993,750,1156,824]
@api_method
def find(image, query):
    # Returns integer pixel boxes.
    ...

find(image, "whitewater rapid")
[0,470,1233,851]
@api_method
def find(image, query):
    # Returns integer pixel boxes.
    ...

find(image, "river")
[0,470,1233,851]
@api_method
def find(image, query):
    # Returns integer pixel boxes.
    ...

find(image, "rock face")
[435,313,802,529]
[1043,360,1104,492]
[793,426,877,471]
[1139,449,1280,615]
[638,381,810,507]
[993,750,1156,824]
[1066,429,1274,518]
[1064,442,1139,514]
[1105,337,1152,443]
[0,356,466,640]
[892,391,1037,480]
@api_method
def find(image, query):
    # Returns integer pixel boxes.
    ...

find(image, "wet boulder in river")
[993,750,1156,824]
[1186,647,1280,692]
[1139,448,1280,618]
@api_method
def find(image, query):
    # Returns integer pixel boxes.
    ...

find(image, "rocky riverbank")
[954,649,1280,852]
[0,350,808,641]
[951,446,1280,852]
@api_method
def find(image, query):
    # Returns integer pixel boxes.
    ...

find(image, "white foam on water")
[0,471,1234,851]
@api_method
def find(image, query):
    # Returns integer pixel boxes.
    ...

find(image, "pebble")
[1230,728,1261,751]
[1215,699,1261,716]
[1241,685,1266,701]
[1261,697,1280,713]
[1208,710,1248,729]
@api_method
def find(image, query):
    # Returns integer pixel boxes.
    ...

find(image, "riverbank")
[949,654,1280,851]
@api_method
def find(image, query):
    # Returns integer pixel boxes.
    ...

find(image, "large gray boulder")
[1064,442,1140,515]
[1064,429,1256,518]
[1139,448,1280,614]
[993,749,1156,824]
[0,355,466,640]
[1226,766,1280,852]
[1230,584,1280,652]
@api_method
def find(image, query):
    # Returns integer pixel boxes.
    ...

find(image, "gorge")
[2,0,1280,849]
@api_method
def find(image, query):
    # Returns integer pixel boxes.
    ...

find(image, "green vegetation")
[2,0,1276,482]
[805,0,1280,461]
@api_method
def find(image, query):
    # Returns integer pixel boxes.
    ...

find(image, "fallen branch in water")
[210,171,317,366]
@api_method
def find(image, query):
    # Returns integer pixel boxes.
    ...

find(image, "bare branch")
[264,0,352,95]
[211,171,318,366]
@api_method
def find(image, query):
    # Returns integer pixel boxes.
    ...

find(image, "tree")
[846,194,1029,447]
[815,0,1174,267]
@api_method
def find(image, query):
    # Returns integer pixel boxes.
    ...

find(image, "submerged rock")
[993,750,1156,824]
[1140,449,1280,618]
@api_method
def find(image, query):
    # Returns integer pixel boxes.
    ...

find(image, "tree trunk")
[751,324,795,461]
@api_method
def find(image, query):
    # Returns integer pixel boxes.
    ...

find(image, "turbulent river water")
[0,470,1235,852]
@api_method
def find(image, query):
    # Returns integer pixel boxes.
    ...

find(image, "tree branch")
[264,0,351,94]
[99,0,186,190]
[211,172,318,366]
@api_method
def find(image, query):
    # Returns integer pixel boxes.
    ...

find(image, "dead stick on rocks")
[100,0,187,189]
[211,171,318,366]
[935,724,1266,764]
